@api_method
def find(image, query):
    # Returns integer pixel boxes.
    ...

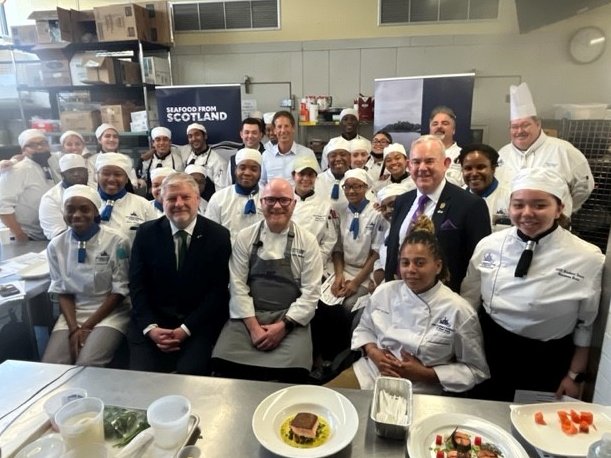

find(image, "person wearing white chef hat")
[137,126,185,198]
[149,166,176,217]
[320,108,370,171]
[372,143,415,194]
[184,164,208,215]
[42,183,131,367]
[262,112,277,150]
[314,137,352,213]
[312,167,384,367]
[205,148,264,244]
[0,129,53,241]
[496,82,594,217]
[461,167,605,402]
[39,154,89,240]
[95,152,157,246]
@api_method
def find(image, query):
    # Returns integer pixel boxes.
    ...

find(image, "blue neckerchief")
[98,187,127,221]
[478,178,499,198]
[61,181,69,189]
[348,199,369,239]
[331,180,340,199]
[71,223,100,263]
[154,200,163,212]
[234,183,259,215]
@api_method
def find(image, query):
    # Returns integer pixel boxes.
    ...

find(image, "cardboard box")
[130,120,149,132]
[118,60,141,84]
[60,110,102,132]
[16,62,43,87]
[130,110,148,123]
[101,103,139,132]
[142,56,171,85]
[83,55,116,84]
[28,10,61,43]
[32,42,72,61]
[69,52,97,86]
[41,60,72,86]
[11,25,38,46]
[136,1,173,45]
[94,4,149,42]
[57,8,97,43]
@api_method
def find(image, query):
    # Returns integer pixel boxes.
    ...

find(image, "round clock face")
[569,26,606,64]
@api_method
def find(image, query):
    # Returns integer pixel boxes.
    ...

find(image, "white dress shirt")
[398,179,447,246]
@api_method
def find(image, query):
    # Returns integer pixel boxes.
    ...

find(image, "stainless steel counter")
[0,361,539,458]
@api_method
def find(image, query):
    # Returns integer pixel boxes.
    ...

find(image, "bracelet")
[282,316,296,334]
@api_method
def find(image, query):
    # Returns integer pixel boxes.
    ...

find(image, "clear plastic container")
[146,395,192,449]
[588,433,611,458]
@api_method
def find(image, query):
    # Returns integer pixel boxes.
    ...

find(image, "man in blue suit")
[128,172,231,375]
[384,135,491,292]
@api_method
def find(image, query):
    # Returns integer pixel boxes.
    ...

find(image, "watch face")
[569,27,606,64]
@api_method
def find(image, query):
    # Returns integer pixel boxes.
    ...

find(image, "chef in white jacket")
[42,184,131,366]
[149,166,176,218]
[461,168,604,401]
[326,216,489,393]
[205,148,264,244]
[96,153,157,246]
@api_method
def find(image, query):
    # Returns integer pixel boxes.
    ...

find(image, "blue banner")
[156,84,242,145]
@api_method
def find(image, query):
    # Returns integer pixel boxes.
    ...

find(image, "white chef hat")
[59,154,87,172]
[263,112,276,125]
[511,168,569,203]
[95,123,118,140]
[377,183,409,203]
[383,143,407,160]
[63,183,102,209]
[150,166,176,181]
[235,148,262,166]
[95,152,132,175]
[510,82,537,121]
[186,123,206,134]
[59,130,84,145]
[292,155,320,174]
[342,168,373,188]
[185,164,206,176]
[325,137,351,156]
[151,126,172,140]
[340,108,359,122]
[18,129,46,148]
[350,138,371,153]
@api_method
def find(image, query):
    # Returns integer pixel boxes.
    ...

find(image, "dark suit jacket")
[129,215,231,342]
[384,182,491,292]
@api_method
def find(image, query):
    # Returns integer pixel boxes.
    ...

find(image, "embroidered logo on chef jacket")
[543,161,559,168]
[313,214,327,222]
[127,212,144,223]
[290,248,305,258]
[116,246,128,260]
[432,316,454,335]
[555,267,584,282]
[95,251,110,265]
[480,252,498,269]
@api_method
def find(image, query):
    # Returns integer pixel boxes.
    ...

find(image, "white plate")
[252,385,359,458]
[511,401,611,457]
[407,412,528,457]
[19,260,49,279]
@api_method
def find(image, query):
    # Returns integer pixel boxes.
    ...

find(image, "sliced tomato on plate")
[534,411,546,425]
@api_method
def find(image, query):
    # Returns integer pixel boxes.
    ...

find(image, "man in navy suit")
[384,135,491,292]
[128,172,231,375]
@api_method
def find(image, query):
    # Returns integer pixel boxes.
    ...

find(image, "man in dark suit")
[128,172,231,375]
[385,135,491,292]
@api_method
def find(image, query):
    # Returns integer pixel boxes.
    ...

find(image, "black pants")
[212,358,309,384]
[472,309,574,402]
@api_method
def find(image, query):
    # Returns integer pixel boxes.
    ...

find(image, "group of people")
[0,81,604,402]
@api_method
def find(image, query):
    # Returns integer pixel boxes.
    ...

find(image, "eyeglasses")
[261,196,294,207]
[342,184,367,191]
[24,141,49,148]
[372,139,390,145]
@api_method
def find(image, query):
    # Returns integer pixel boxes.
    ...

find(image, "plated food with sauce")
[430,427,504,457]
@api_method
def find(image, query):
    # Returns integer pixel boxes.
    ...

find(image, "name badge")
[95,253,110,265]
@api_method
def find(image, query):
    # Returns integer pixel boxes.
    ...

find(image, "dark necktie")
[407,194,429,234]
[514,224,558,277]
[177,230,188,270]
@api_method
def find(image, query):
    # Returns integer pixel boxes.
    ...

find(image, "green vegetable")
[103,406,150,448]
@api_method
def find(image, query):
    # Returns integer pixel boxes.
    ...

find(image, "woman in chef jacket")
[42,184,131,366]
[372,143,415,194]
[326,216,489,393]
[461,168,605,401]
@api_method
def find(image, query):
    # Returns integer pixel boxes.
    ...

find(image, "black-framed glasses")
[372,139,390,145]
[261,196,294,207]
[342,184,367,191]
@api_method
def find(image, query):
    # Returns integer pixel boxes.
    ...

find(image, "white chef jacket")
[204,185,264,244]
[315,169,347,214]
[47,225,131,333]
[372,175,416,196]
[39,182,68,240]
[352,280,489,393]
[292,192,338,265]
[334,200,383,285]
[373,219,390,273]
[496,132,594,215]
[149,199,164,218]
[185,146,230,193]
[465,181,512,232]
[444,142,464,187]
[461,226,604,347]
[260,142,316,185]
[99,192,157,246]
[140,148,185,177]
[0,157,53,240]
[320,134,370,171]
[229,221,323,325]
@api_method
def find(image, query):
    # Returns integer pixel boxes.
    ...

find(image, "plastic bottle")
[588,433,611,458]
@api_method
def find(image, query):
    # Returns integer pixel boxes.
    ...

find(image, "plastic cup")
[146,395,191,449]
[60,443,108,458]
[54,397,105,451]
[16,434,65,458]
[176,445,202,458]
[43,388,88,431]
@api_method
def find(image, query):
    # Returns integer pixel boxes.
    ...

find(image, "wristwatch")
[568,370,586,383]
[282,316,296,333]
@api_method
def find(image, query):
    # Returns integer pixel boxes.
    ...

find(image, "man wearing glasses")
[0,129,54,241]
[212,178,323,383]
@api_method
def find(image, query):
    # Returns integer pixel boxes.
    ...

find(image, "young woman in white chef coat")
[461,168,605,401]
[42,185,131,366]
[326,216,489,393]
